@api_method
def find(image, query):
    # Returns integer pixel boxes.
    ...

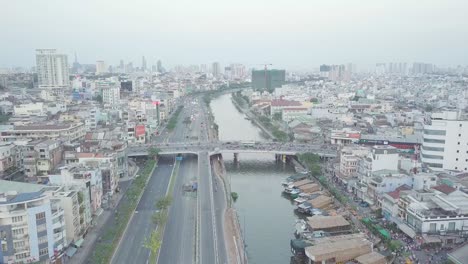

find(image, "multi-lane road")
[111,156,173,264]
[114,96,228,264]
[157,154,197,264]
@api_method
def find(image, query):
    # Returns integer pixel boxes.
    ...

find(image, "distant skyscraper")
[71,52,81,74]
[212,62,220,77]
[125,62,134,73]
[157,60,163,73]
[412,62,433,74]
[96,61,106,74]
[142,56,147,72]
[35,49,69,87]
[251,69,285,92]
[120,60,124,72]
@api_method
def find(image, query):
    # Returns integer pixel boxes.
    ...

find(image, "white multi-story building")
[35,49,69,88]
[356,145,399,203]
[102,86,120,105]
[0,143,16,173]
[421,111,468,172]
[339,146,370,178]
[398,185,468,244]
[95,61,106,75]
[0,122,85,142]
[0,181,67,264]
[13,102,45,117]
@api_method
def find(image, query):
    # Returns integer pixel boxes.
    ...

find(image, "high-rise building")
[119,60,124,72]
[141,56,147,72]
[212,62,220,77]
[95,61,106,75]
[412,62,433,74]
[35,49,69,87]
[125,62,134,74]
[157,60,163,73]
[251,69,286,92]
[421,111,468,171]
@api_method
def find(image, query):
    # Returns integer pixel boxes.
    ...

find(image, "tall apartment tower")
[212,62,220,77]
[95,61,106,75]
[421,111,468,171]
[141,56,147,72]
[35,49,69,87]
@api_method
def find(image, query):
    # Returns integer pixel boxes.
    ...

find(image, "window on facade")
[422,154,444,160]
[459,134,461,137]
[429,223,437,232]
[458,142,461,145]
[12,216,23,223]
[14,241,25,249]
[424,129,446,136]
[457,150,460,153]
[456,158,459,161]
[12,229,24,235]
[37,223,46,232]
[36,212,46,220]
[2,243,7,252]
[39,248,49,256]
[38,235,47,244]
[15,252,30,260]
[422,146,444,152]
[423,138,445,144]
[448,222,455,231]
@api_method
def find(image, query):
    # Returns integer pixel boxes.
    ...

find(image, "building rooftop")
[307,215,350,230]
[432,184,456,195]
[355,251,386,264]
[271,99,302,107]
[0,179,44,194]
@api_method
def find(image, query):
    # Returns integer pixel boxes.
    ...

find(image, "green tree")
[231,192,239,202]
[310,98,319,103]
[94,94,103,103]
[152,211,167,226]
[148,147,160,160]
[273,112,282,121]
[156,196,172,210]
[388,240,403,252]
[143,230,162,261]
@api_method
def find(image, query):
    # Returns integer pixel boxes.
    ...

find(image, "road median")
[92,159,157,264]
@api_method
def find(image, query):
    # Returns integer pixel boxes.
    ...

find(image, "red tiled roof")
[271,99,302,107]
[432,184,456,195]
[386,185,411,199]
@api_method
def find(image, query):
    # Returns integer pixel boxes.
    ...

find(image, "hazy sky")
[2,0,468,70]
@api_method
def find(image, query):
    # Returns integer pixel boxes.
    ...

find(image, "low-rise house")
[367,170,413,202]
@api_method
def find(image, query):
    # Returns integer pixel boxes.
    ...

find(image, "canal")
[211,93,298,264]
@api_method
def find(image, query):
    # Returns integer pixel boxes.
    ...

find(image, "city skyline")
[2,0,468,69]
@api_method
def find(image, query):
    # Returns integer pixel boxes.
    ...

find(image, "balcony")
[12,233,28,240]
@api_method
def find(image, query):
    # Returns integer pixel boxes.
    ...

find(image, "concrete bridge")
[127,141,337,159]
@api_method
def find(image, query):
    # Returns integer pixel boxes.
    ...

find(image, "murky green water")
[211,93,298,264]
